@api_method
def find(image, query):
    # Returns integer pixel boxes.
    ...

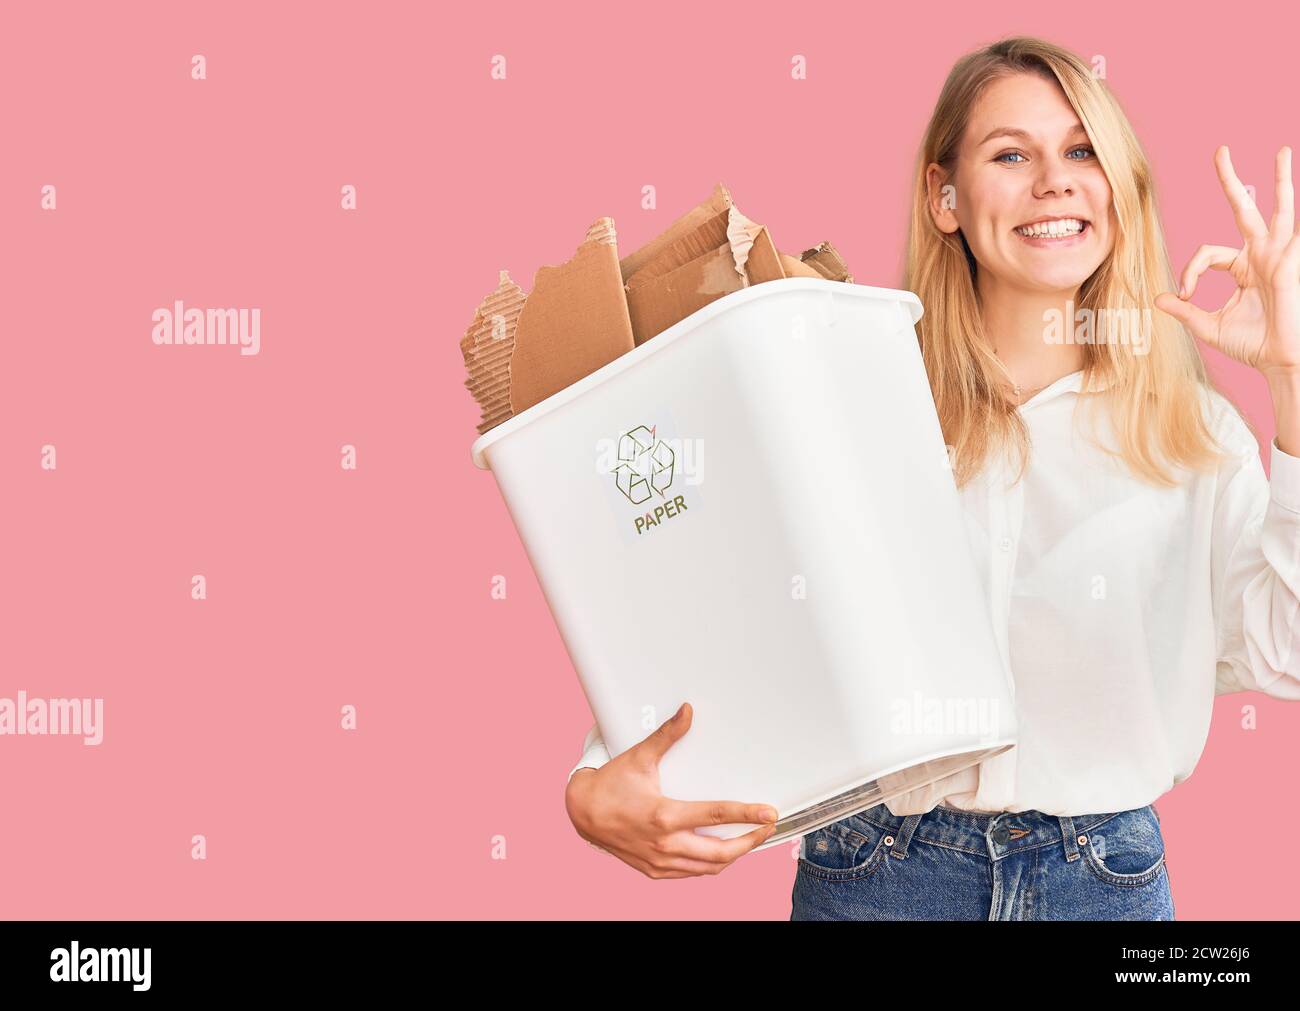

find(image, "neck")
[977,274,1085,386]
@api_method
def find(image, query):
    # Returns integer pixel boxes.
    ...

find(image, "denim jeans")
[790,800,1174,920]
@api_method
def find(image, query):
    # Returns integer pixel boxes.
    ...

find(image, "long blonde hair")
[904,35,1239,488]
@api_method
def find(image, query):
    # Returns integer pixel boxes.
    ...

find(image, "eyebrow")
[978,123,1089,146]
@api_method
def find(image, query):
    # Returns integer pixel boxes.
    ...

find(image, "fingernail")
[761,807,779,822]
[1178,285,1186,298]
[673,703,685,720]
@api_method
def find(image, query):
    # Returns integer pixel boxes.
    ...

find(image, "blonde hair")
[903,35,1241,488]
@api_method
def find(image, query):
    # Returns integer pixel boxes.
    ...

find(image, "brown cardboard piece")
[778,251,824,278]
[799,241,854,283]
[459,187,859,437]
[618,183,733,284]
[621,185,788,345]
[459,270,526,435]
[507,217,636,415]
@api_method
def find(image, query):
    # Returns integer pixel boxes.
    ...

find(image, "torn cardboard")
[799,241,854,283]
[507,217,636,415]
[778,251,824,278]
[618,183,733,284]
[621,186,787,345]
[459,270,526,435]
[460,187,858,437]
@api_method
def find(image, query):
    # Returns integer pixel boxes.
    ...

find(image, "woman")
[563,36,1300,920]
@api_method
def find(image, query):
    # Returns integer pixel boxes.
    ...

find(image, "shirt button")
[998,536,1011,551]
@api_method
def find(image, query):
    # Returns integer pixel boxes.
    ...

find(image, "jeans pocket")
[1080,807,1166,887]
[797,817,890,882]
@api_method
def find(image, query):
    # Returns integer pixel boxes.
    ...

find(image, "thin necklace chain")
[992,347,1054,403]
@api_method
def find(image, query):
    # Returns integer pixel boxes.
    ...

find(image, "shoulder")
[1194,384,1270,489]
[1199,385,1259,457]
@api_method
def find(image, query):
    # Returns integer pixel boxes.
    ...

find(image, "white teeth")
[1016,218,1085,238]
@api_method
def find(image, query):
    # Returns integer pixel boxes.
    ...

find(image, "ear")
[925,162,961,235]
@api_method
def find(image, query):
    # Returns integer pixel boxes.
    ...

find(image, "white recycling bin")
[471,277,1017,851]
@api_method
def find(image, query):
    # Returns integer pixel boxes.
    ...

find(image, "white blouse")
[567,370,1300,817]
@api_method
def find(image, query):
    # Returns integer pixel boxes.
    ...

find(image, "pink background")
[2,1,1296,919]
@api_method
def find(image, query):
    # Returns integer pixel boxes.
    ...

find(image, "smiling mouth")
[1014,218,1090,243]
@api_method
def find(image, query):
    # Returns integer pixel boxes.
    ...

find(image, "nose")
[1032,157,1079,199]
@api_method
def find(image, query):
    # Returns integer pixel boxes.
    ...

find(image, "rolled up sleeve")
[567,722,612,783]
[1213,415,1300,698]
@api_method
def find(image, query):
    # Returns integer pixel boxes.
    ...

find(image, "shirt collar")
[1019,368,1111,409]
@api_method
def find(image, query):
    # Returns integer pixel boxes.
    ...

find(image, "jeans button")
[991,825,1010,845]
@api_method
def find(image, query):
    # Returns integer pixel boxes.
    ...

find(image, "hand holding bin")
[470,278,1018,852]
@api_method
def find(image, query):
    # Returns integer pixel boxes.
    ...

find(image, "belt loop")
[1058,815,1081,862]
[890,814,923,859]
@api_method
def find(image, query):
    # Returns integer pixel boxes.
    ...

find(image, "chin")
[1023,272,1094,292]
[1011,260,1100,292]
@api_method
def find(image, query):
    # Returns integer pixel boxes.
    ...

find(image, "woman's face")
[930,72,1116,295]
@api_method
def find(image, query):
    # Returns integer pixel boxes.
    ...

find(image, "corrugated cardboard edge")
[508,217,636,415]
[618,182,733,284]
[624,208,732,291]
[800,241,854,283]
[744,225,785,285]
[625,246,741,346]
[459,269,526,435]
[726,206,765,284]
[622,205,786,345]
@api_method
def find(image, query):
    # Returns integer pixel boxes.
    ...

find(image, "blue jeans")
[790,800,1174,920]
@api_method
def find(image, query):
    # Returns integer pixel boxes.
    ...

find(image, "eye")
[994,150,1027,164]
[1066,145,1095,160]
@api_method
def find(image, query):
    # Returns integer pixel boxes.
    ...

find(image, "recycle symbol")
[613,425,675,505]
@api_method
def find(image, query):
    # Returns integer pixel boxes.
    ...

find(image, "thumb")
[1154,290,1219,346]
[636,702,693,766]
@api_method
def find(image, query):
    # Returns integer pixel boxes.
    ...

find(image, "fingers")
[630,851,726,878]
[608,824,777,878]
[649,823,779,872]
[1179,244,1241,300]
[633,701,692,765]
[1273,146,1295,240]
[655,797,781,833]
[677,823,779,862]
[641,863,718,879]
[1153,290,1219,346]
[1160,241,1240,347]
[1277,231,1300,288]
[1216,146,1269,244]
[605,845,721,879]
